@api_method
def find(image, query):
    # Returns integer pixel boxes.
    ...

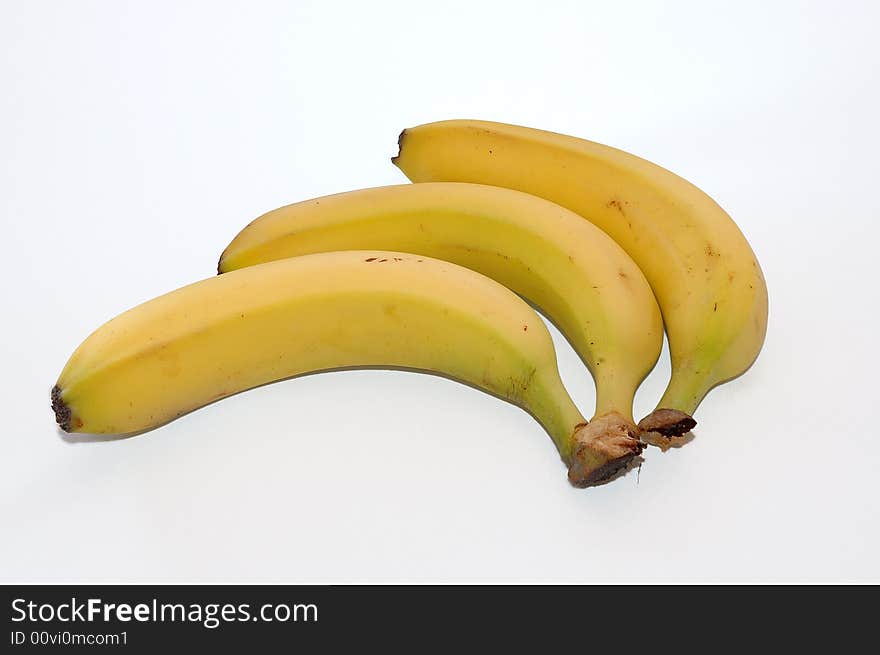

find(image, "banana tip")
[390,128,407,166]
[51,385,72,432]
[567,414,645,488]
[569,450,642,488]
[637,408,696,438]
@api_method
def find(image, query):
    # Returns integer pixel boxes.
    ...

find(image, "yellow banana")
[392,120,768,438]
[219,182,663,434]
[52,251,643,487]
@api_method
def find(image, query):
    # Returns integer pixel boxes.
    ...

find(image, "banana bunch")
[392,120,768,439]
[52,119,767,488]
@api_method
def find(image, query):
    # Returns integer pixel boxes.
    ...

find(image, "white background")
[2,0,878,583]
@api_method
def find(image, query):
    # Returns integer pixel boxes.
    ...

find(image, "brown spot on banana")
[606,199,628,216]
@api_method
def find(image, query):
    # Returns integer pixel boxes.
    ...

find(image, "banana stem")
[524,373,586,462]
[658,367,711,418]
[593,373,637,424]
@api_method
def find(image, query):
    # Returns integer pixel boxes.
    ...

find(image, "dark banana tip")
[51,385,72,432]
[569,448,643,488]
[638,408,697,438]
[390,128,407,165]
[566,413,645,487]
